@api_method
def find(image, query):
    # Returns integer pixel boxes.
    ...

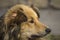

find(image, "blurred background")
[0,0,60,40]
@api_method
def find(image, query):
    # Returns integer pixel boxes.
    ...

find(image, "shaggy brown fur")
[0,4,51,40]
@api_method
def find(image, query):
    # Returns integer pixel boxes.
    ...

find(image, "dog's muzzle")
[29,28,51,39]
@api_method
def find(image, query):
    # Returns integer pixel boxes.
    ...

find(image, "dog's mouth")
[28,32,51,40]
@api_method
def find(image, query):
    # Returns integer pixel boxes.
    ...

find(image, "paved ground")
[0,8,60,35]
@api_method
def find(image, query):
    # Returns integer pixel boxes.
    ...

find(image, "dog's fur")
[0,4,51,40]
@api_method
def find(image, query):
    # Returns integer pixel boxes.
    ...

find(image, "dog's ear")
[14,9,27,24]
[31,4,40,18]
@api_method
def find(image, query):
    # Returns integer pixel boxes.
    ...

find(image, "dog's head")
[4,4,51,40]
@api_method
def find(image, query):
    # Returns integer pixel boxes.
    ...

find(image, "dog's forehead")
[19,5,38,18]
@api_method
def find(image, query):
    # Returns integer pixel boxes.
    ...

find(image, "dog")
[0,4,51,40]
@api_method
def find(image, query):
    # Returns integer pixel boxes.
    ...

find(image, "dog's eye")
[30,20,34,23]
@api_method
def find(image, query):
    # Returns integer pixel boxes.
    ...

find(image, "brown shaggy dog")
[0,4,51,40]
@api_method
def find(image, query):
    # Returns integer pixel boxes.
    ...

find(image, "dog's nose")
[45,28,51,34]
